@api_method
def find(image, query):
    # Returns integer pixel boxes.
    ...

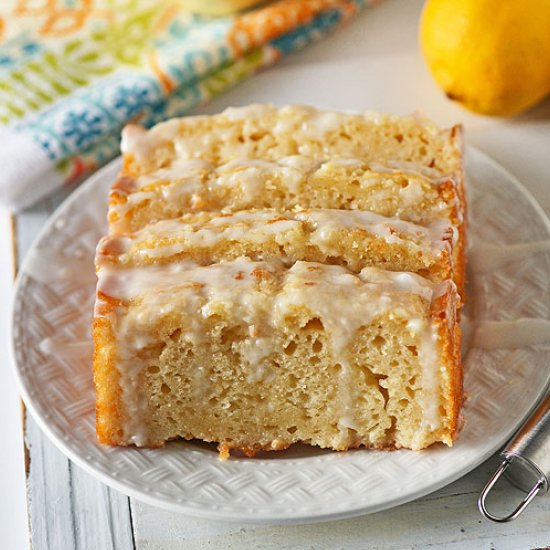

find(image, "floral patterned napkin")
[0,0,378,210]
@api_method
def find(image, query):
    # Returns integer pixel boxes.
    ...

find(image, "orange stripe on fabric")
[39,0,94,37]
[153,3,181,33]
[64,156,88,186]
[227,0,346,56]
[14,0,56,17]
[148,51,175,94]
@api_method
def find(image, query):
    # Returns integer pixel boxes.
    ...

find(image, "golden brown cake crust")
[93,307,124,445]
[431,286,464,443]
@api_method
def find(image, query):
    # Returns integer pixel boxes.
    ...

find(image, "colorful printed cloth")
[0,0,378,210]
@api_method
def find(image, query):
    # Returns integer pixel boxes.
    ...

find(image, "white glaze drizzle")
[114,104,464,443]
[120,124,147,155]
[39,337,93,359]
[294,209,455,252]
[368,161,451,184]
[411,322,442,447]
[126,212,300,260]
[222,104,273,120]
[121,104,460,181]
[22,247,97,286]
[97,261,438,309]
[96,259,199,303]
[461,314,550,352]
[460,313,475,356]
[469,240,550,274]
[215,158,280,172]
[96,259,449,444]
[131,154,453,193]
[273,264,445,442]
[136,158,212,189]
[121,120,181,162]
[101,209,455,265]
[472,319,550,350]
[112,150,460,234]
[277,155,322,172]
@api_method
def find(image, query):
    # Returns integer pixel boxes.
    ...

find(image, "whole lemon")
[420,0,550,116]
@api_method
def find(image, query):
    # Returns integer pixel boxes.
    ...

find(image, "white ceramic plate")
[11,147,550,523]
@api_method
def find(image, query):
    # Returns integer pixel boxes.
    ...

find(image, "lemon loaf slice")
[98,209,455,282]
[108,157,461,234]
[119,104,463,183]
[111,104,465,233]
[93,258,462,452]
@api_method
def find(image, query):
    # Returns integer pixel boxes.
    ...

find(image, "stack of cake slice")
[94,105,465,454]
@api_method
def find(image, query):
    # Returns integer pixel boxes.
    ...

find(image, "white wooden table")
[4,0,550,547]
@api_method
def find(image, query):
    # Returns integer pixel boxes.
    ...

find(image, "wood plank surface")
[16,190,135,550]
[131,455,550,550]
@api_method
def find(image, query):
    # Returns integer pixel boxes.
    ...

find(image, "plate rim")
[10,147,550,524]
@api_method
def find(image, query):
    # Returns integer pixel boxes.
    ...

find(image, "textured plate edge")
[9,149,550,524]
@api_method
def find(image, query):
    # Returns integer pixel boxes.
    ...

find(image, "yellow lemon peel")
[420,0,550,116]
